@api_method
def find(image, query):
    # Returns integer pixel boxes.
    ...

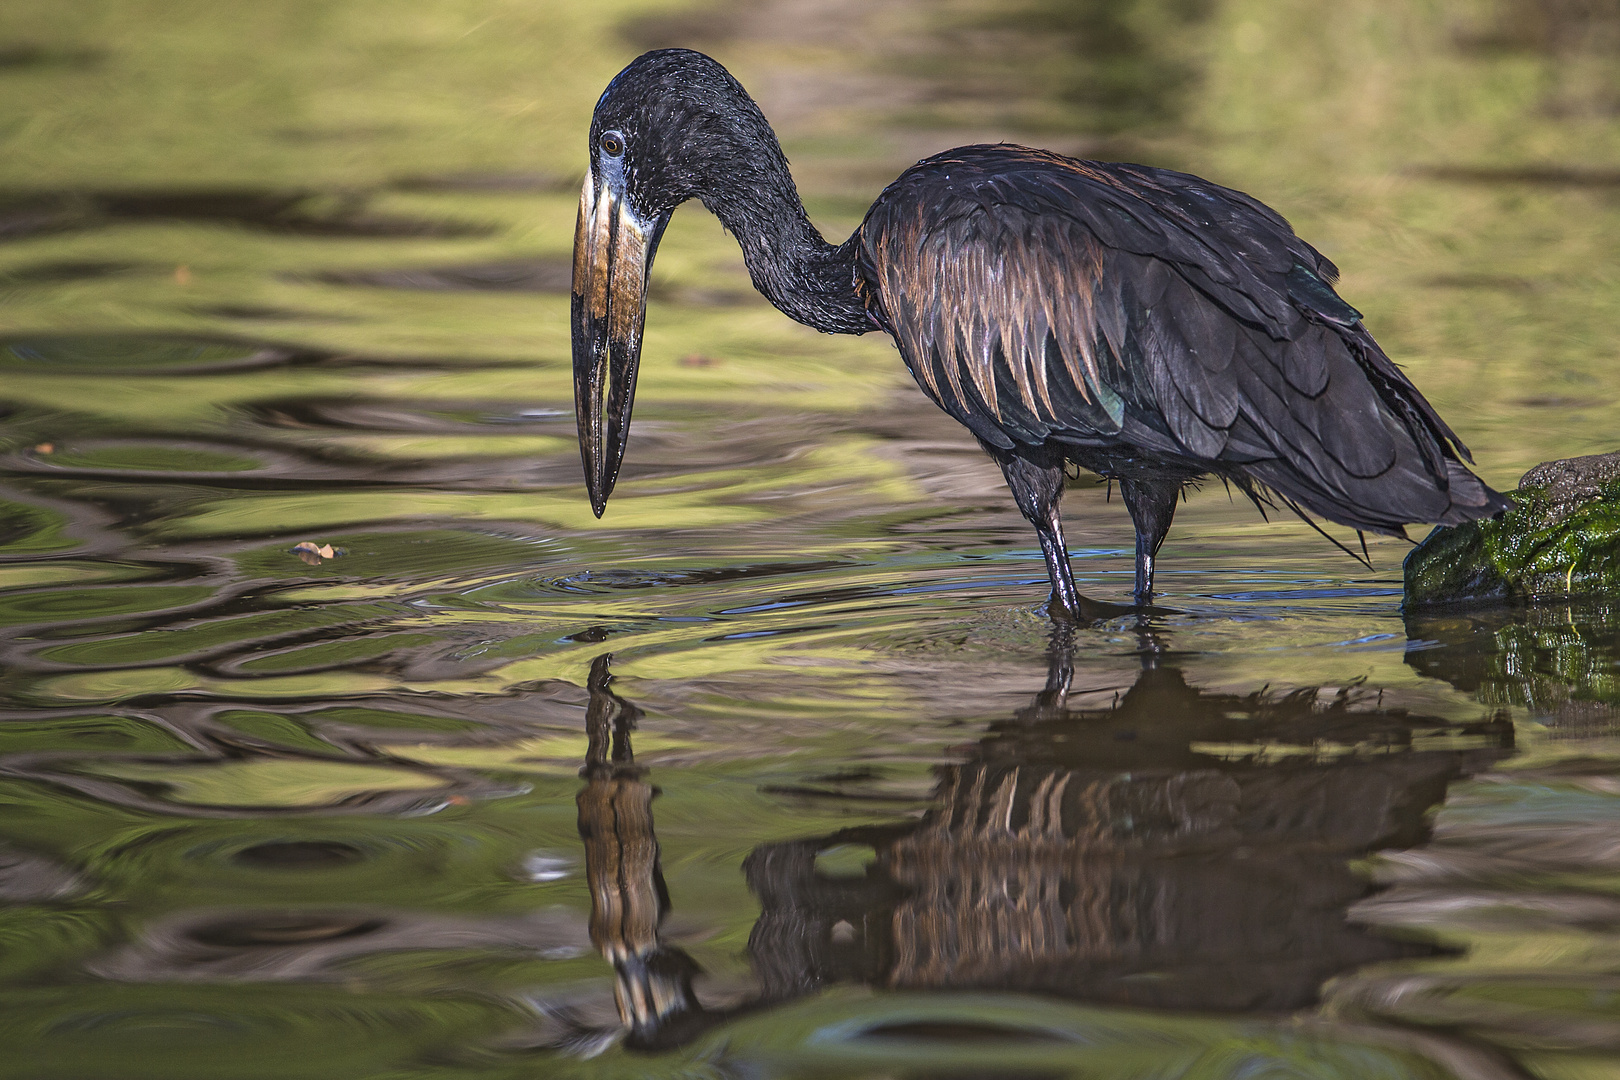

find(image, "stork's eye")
[600,131,625,157]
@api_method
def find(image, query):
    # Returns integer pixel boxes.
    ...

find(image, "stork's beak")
[571,171,666,517]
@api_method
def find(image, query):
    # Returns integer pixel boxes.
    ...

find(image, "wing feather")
[856,145,1501,530]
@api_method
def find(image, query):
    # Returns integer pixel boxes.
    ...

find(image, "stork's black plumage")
[572,49,1508,617]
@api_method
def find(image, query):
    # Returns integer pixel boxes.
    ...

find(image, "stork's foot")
[1131,584,1181,616]
[1047,590,1134,623]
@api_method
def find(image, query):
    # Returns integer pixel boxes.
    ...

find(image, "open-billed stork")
[571,49,1506,618]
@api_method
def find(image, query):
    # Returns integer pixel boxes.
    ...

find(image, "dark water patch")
[0,583,217,628]
[244,396,571,432]
[4,438,396,495]
[88,906,588,986]
[496,560,849,599]
[89,811,568,908]
[0,335,319,375]
[28,598,415,669]
[649,281,760,306]
[756,781,932,804]
[223,631,440,676]
[2,697,577,782]
[0,44,104,71]
[0,750,501,817]
[703,622,836,642]
[23,442,268,476]
[1418,163,1620,187]
[232,841,366,869]
[859,1019,1075,1045]
[305,701,530,735]
[1,335,529,380]
[1425,272,1546,292]
[270,126,410,145]
[0,260,143,285]
[1516,394,1606,408]
[307,258,758,306]
[0,188,494,242]
[310,258,571,294]
[192,303,362,323]
[0,716,194,754]
[390,171,579,194]
[707,567,1046,616]
[0,205,79,240]
[1203,586,1403,602]
[13,589,405,667]
[85,189,490,237]
[189,913,386,948]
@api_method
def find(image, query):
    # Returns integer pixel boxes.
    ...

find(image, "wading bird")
[572,49,1507,618]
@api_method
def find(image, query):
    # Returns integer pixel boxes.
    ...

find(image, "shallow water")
[3,1,1620,1078]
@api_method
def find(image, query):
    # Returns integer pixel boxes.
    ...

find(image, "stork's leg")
[993,449,1087,619]
[1117,477,1180,607]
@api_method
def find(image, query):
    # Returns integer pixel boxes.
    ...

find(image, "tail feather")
[1438,458,1512,524]
[1216,320,1507,535]
[1237,449,1505,539]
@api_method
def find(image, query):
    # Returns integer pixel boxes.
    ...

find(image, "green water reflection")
[2,0,1620,1077]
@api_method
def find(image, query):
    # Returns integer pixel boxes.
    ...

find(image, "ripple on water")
[231,840,367,869]
[242,397,574,433]
[88,905,590,983]
[0,494,80,559]
[0,335,318,374]
[519,561,848,597]
[86,817,551,910]
[9,441,273,478]
[8,984,526,1080]
[0,584,214,629]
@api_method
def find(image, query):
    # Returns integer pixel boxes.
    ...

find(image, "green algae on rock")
[1405,451,1620,606]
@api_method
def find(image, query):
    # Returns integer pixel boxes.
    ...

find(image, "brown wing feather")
[864,197,1124,449]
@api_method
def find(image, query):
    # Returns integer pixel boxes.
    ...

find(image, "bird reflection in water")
[568,627,1513,1053]
[574,654,704,1048]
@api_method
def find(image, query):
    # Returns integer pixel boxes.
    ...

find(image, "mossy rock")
[1405,451,1620,606]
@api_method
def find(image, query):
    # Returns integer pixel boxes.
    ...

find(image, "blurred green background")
[3,0,1619,478]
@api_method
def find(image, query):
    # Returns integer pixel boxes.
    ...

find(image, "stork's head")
[571,49,779,516]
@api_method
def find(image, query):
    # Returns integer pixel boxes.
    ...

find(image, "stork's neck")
[700,155,871,335]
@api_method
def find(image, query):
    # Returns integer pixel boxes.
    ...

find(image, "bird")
[571,49,1508,619]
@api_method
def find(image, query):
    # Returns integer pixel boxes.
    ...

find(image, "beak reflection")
[571,172,665,517]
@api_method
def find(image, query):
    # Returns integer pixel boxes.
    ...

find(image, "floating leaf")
[290,541,343,565]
